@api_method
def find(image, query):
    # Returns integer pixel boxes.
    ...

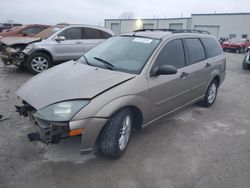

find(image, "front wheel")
[99,108,133,159]
[26,53,51,74]
[202,79,218,107]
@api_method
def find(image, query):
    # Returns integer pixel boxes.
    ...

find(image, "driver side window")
[156,39,186,69]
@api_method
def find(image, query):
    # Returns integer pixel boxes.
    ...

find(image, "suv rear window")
[201,38,222,58]
[185,38,206,64]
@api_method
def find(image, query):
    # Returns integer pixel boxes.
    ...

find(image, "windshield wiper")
[93,56,115,70]
[82,55,92,66]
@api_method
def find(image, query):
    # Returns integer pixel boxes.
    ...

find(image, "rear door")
[82,27,112,53]
[148,39,196,120]
[183,38,210,98]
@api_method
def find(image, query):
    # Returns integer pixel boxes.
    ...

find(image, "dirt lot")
[0,53,250,188]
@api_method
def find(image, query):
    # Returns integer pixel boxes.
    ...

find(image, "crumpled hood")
[16,61,135,110]
[0,36,41,46]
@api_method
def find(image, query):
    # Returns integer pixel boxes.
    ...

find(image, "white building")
[105,13,250,39]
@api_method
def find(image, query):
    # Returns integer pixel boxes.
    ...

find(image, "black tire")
[202,79,219,107]
[242,55,250,70]
[26,52,51,74]
[99,108,133,159]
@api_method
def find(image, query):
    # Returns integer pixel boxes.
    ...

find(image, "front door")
[52,27,84,61]
[148,39,197,121]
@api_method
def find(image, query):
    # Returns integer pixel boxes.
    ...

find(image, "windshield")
[78,36,160,74]
[33,25,65,39]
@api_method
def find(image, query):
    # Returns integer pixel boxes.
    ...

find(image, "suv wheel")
[203,79,218,107]
[26,53,51,74]
[99,108,133,159]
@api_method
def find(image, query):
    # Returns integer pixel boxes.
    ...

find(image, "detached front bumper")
[70,118,108,153]
[15,100,109,154]
[30,116,108,154]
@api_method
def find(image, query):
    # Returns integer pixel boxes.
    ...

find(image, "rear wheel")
[99,108,133,159]
[202,79,218,107]
[26,53,51,74]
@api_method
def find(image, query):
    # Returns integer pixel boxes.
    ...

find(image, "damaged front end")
[16,101,70,144]
[0,44,26,66]
[0,37,41,67]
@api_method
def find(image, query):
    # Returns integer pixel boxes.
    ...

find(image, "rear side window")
[156,39,186,69]
[185,38,206,64]
[83,28,101,39]
[201,38,222,58]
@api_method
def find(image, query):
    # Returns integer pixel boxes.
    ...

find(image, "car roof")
[121,29,212,39]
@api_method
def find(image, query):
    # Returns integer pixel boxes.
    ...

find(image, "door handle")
[180,72,189,79]
[205,63,211,68]
[75,42,83,44]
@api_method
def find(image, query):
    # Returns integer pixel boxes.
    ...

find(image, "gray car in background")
[16,29,226,159]
[0,24,114,74]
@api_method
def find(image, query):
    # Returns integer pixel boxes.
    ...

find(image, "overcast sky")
[1,0,249,26]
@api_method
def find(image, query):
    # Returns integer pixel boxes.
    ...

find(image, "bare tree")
[119,11,135,19]
[6,19,14,24]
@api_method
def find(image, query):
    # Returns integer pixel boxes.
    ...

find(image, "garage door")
[143,24,154,29]
[169,23,183,30]
[194,25,220,38]
[111,23,120,34]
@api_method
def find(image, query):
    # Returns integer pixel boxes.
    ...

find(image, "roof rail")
[173,29,210,34]
[133,29,210,35]
[133,29,175,32]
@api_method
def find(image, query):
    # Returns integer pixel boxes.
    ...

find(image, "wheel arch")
[208,68,221,87]
[29,49,53,62]
[95,95,149,130]
[213,75,220,86]
[94,105,143,154]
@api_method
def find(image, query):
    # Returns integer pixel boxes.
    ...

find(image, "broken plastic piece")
[27,132,40,142]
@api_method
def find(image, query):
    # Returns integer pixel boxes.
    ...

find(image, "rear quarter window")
[201,38,222,58]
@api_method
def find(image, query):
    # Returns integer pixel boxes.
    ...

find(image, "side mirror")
[55,36,66,42]
[151,65,177,76]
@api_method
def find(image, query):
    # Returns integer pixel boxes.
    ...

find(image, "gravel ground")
[0,52,250,188]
